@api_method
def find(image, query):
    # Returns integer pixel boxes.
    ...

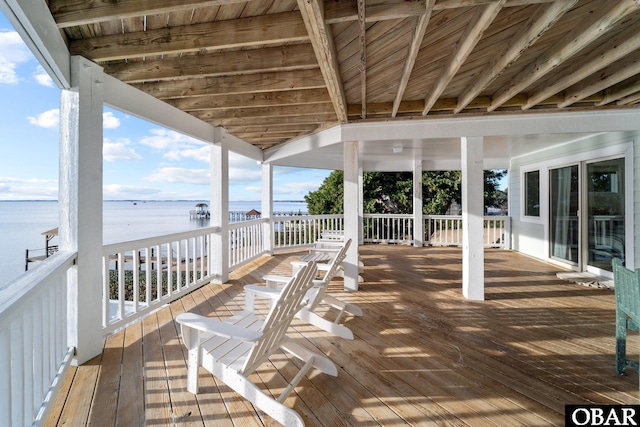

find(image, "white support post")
[413,159,424,247]
[358,163,364,245]
[262,163,273,255]
[343,141,360,291]
[60,56,104,365]
[461,136,484,300]
[211,135,229,283]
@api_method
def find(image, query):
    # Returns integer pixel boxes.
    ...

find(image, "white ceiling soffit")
[262,109,640,171]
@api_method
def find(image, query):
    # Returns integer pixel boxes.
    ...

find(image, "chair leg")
[296,308,354,340]
[185,327,201,394]
[616,312,628,375]
[214,363,305,427]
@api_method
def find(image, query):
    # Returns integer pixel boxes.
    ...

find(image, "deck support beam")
[211,132,229,283]
[413,159,424,247]
[343,140,360,291]
[60,56,105,365]
[262,162,273,255]
[461,136,484,300]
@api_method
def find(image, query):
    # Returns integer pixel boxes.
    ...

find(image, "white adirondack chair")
[175,261,337,427]
[245,239,362,340]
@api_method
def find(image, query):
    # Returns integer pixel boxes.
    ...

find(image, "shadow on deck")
[45,246,638,426]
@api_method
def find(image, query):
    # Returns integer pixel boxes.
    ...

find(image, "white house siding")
[509,131,639,270]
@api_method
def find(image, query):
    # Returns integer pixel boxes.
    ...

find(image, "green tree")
[305,169,507,215]
[304,170,344,214]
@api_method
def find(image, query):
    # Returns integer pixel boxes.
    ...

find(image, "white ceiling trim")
[340,109,640,141]
[1,0,70,88]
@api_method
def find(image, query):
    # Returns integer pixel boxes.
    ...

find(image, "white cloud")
[33,65,54,87]
[27,109,122,130]
[27,108,59,128]
[275,181,324,197]
[139,128,210,163]
[0,30,31,84]
[103,111,120,129]
[0,176,58,199]
[143,167,209,185]
[103,184,161,199]
[164,145,210,162]
[103,138,142,162]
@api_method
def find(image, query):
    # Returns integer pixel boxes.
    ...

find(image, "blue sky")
[0,13,331,201]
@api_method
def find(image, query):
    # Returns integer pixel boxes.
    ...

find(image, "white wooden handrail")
[0,251,76,427]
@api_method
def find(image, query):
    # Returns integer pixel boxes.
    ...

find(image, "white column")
[343,141,360,291]
[461,136,484,300]
[211,136,229,283]
[358,163,364,245]
[413,159,424,247]
[261,163,273,255]
[60,56,104,365]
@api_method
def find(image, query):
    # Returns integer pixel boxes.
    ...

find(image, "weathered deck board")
[45,246,639,426]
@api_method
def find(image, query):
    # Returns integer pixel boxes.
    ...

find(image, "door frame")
[537,142,634,274]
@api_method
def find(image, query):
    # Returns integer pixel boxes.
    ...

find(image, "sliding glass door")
[587,158,625,271]
[549,158,625,273]
[549,165,579,265]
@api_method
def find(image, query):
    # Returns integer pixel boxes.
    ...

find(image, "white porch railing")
[0,251,76,427]
[363,214,414,244]
[272,214,343,249]
[102,227,220,334]
[425,215,509,247]
[229,218,267,269]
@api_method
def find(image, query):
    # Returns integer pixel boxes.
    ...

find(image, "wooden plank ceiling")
[48,0,640,150]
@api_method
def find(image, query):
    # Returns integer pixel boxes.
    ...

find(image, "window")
[524,170,540,217]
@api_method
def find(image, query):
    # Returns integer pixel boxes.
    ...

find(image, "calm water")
[0,200,307,287]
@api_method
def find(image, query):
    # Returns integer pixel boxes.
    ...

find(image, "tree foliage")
[305,169,507,215]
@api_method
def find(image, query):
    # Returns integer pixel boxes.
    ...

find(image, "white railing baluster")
[133,250,140,312]
[11,317,24,426]
[118,252,125,321]
[0,329,10,426]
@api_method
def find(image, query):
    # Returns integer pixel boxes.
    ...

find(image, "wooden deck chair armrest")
[176,312,262,342]
[290,261,307,269]
[309,243,343,252]
[262,274,292,287]
[244,284,280,300]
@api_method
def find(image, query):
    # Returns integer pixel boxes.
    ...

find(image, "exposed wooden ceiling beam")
[422,1,505,116]
[323,0,556,24]
[596,79,640,106]
[348,93,605,116]
[524,18,640,109]
[559,53,640,108]
[455,0,575,113]
[617,91,640,105]
[165,88,331,111]
[358,0,367,119]
[489,0,640,112]
[102,44,318,83]
[192,103,336,120]
[392,0,435,117]
[226,124,319,134]
[297,0,348,123]
[131,69,326,99]
[211,114,338,127]
[69,11,308,61]
[50,0,255,28]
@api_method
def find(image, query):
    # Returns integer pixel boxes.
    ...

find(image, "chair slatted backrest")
[241,261,317,374]
[307,239,351,312]
[613,258,640,324]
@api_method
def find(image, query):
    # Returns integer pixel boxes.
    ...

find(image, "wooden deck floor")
[45,246,639,426]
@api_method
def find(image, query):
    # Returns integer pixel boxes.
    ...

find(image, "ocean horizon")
[0,199,308,287]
